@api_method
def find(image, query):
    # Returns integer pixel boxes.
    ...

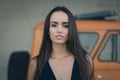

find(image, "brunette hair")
[34,6,94,80]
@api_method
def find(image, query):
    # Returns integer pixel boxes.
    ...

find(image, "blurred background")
[0,0,120,80]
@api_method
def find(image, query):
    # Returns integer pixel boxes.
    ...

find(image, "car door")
[94,31,120,80]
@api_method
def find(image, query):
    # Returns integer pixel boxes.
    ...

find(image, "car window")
[78,33,98,54]
[99,33,120,62]
[117,34,120,62]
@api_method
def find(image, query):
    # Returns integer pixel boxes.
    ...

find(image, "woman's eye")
[51,24,57,27]
[64,25,69,28]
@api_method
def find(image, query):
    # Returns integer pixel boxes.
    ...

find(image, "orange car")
[30,20,120,80]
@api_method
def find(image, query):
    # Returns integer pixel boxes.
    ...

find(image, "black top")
[40,59,81,80]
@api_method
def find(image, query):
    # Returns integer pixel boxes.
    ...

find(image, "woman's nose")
[57,25,62,33]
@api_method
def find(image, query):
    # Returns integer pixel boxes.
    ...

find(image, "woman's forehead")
[50,11,69,23]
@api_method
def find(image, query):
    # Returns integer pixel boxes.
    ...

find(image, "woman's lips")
[55,35,63,39]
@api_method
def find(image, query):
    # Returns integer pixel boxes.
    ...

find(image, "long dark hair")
[34,6,94,80]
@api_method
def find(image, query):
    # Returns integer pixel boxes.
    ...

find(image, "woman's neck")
[50,43,71,59]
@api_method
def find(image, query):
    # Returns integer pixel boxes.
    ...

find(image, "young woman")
[27,6,94,80]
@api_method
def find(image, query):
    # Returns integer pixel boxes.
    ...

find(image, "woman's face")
[49,11,69,45]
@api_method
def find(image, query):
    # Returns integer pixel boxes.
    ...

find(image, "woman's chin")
[53,41,66,45]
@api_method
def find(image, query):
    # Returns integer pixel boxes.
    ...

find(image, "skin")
[48,11,74,80]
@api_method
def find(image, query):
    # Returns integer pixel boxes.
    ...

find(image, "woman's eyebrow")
[50,21,69,24]
[50,21,58,24]
[62,22,69,24]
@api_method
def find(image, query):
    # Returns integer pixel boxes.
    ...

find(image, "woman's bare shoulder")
[85,54,94,68]
[27,58,37,80]
[28,57,38,71]
[85,54,93,63]
[85,54,95,80]
[29,58,37,66]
